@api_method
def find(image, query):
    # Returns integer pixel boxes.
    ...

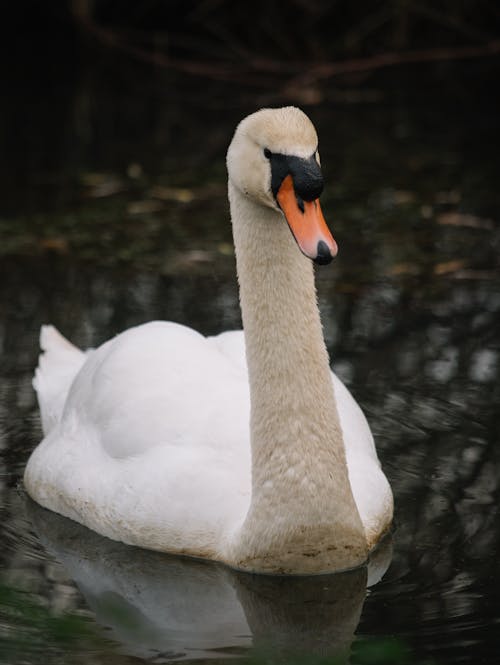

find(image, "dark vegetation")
[0,3,499,665]
[3,1,500,88]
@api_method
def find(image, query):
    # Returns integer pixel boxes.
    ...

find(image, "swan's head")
[227,106,337,265]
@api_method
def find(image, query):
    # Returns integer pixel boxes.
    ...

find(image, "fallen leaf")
[150,186,195,203]
[162,250,215,273]
[387,262,420,276]
[81,172,125,198]
[39,237,69,253]
[127,200,164,215]
[81,172,110,186]
[433,260,468,275]
[392,190,415,205]
[436,212,494,230]
[217,242,234,256]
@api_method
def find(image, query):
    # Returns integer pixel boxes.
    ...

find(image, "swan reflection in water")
[28,499,392,663]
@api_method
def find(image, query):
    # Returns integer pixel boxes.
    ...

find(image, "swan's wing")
[26,322,253,552]
[33,326,88,435]
[332,374,377,461]
[58,322,250,459]
[207,330,246,373]
[332,373,393,544]
[32,323,250,460]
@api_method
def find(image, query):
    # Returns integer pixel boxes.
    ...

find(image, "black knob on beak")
[289,156,323,202]
[269,152,323,202]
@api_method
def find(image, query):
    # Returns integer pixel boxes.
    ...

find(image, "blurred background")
[1,2,500,664]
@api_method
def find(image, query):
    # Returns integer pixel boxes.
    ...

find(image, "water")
[1,51,499,664]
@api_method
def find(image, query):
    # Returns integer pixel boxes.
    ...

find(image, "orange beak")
[276,174,338,264]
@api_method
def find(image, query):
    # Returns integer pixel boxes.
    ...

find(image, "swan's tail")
[33,325,87,435]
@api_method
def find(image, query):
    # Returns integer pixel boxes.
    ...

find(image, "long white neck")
[228,182,367,574]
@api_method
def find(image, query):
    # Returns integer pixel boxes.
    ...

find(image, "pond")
[1,53,499,664]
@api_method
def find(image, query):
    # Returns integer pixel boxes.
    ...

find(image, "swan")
[24,106,393,575]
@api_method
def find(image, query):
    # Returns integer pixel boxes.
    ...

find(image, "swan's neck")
[228,182,367,573]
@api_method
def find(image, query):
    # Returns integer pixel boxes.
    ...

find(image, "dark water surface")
[1,56,500,664]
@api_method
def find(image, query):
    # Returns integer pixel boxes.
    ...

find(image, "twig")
[287,40,500,87]
[74,14,500,87]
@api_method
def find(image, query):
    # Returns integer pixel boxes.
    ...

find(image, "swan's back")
[62,322,247,459]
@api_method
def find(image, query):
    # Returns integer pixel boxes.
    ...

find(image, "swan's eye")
[263,148,272,159]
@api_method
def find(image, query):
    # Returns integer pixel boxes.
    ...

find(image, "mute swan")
[25,106,393,574]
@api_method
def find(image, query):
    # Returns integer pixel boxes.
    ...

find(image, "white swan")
[24,106,393,575]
